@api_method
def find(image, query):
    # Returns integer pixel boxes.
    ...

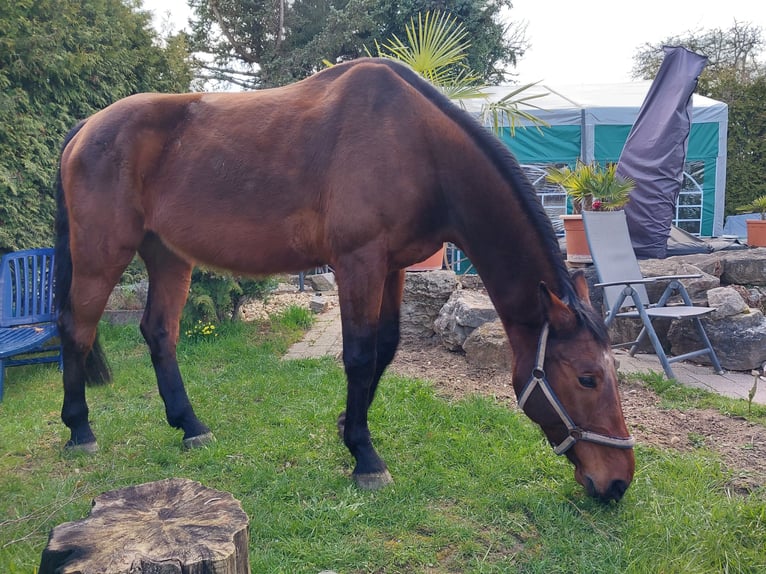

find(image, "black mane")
[371,58,602,336]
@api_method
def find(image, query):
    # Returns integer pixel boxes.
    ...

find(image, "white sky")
[512,0,766,85]
[142,0,766,86]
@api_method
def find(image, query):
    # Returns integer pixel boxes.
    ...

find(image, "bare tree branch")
[209,0,259,64]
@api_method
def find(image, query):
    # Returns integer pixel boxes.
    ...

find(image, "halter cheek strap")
[517,323,636,455]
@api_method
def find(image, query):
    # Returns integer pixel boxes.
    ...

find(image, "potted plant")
[546,161,635,263]
[738,195,766,247]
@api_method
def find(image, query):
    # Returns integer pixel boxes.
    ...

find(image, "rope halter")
[517,323,636,455]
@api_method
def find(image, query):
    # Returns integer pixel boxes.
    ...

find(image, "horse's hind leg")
[60,254,132,451]
[139,234,212,448]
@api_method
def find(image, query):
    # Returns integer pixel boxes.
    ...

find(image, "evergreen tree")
[0,0,194,251]
[188,0,526,89]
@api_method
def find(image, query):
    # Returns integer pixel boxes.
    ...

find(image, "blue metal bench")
[0,248,62,400]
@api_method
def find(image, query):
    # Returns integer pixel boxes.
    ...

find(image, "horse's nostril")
[605,479,628,502]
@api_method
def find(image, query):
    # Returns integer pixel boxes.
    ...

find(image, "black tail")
[55,120,112,386]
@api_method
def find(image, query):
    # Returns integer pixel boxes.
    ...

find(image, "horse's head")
[511,271,635,502]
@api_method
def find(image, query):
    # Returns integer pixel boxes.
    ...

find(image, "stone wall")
[401,247,766,372]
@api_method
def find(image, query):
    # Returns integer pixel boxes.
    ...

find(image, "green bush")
[182,268,277,325]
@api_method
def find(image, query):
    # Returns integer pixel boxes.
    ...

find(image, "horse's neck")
[474,248,559,327]
[446,167,565,329]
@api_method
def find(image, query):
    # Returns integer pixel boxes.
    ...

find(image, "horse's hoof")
[353,469,393,490]
[183,432,216,449]
[65,440,99,454]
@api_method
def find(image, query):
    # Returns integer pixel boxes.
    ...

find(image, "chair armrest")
[595,274,702,289]
[648,274,703,281]
[594,278,657,288]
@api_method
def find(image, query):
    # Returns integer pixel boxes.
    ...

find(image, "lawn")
[1,310,764,573]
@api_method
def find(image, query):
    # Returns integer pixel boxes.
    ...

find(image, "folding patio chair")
[582,210,723,380]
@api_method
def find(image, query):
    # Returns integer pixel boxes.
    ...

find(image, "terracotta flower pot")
[746,219,766,247]
[560,214,592,264]
[406,243,446,271]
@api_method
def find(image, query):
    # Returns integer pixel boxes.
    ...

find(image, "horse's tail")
[55,120,112,386]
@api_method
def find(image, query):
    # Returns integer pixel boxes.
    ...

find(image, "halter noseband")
[517,323,636,455]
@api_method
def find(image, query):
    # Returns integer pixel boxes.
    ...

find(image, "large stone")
[462,320,513,370]
[400,270,458,339]
[434,290,498,350]
[577,260,719,313]
[665,252,725,278]
[719,249,766,286]
[308,271,337,292]
[668,309,766,371]
[706,286,748,318]
[106,280,148,311]
[637,259,720,304]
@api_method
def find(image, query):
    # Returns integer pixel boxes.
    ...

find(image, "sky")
[142,0,766,86]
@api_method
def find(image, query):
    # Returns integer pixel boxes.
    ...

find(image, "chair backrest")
[582,211,650,310]
[0,248,56,327]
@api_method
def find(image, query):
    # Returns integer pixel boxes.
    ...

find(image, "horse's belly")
[153,211,328,276]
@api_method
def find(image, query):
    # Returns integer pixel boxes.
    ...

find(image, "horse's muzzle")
[585,476,629,502]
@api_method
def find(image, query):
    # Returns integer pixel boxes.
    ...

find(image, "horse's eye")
[578,376,597,389]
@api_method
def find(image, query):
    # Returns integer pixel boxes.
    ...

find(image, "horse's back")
[60,60,470,274]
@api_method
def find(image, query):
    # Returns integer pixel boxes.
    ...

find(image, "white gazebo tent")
[463,82,728,236]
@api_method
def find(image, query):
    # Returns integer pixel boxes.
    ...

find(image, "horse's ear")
[571,270,593,307]
[539,281,578,334]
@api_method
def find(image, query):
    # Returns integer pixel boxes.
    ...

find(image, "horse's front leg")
[342,328,393,489]
[139,236,212,448]
[335,261,393,490]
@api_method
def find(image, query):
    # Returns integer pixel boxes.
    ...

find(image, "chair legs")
[691,317,724,375]
[606,307,722,380]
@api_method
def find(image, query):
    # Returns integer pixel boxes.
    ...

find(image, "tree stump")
[39,478,250,574]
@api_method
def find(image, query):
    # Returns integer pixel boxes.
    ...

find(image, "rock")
[577,261,720,313]
[456,274,484,290]
[106,280,148,311]
[719,248,766,286]
[742,286,766,309]
[637,259,720,304]
[668,309,766,371]
[706,286,748,318]
[310,294,330,313]
[666,252,724,278]
[400,270,458,339]
[308,272,337,292]
[462,320,512,370]
[434,290,498,351]
[531,249,766,374]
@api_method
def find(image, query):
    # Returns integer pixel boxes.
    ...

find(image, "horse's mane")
[357,59,603,339]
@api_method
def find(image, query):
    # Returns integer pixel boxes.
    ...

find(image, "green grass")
[1,310,764,573]
[635,370,766,424]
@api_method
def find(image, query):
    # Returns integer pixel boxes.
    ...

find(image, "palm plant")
[546,161,635,214]
[370,11,547,135]
[738,195,766,220]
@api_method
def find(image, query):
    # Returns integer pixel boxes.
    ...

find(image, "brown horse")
[55,58,635,501]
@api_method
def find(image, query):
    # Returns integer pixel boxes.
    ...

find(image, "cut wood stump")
[39,478,250,574]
